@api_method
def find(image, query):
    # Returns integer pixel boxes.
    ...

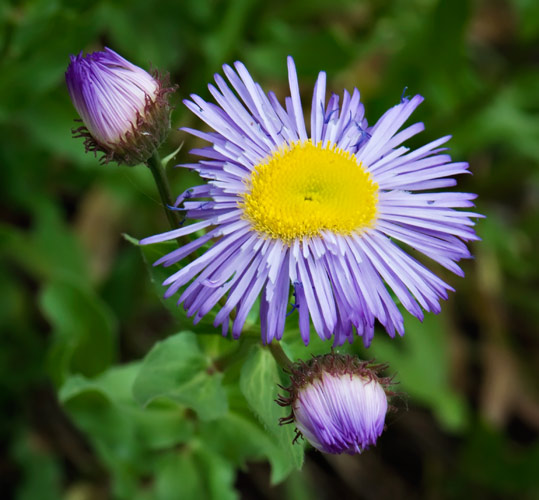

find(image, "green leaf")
[194,446,238,500]
[239,345,304,482]
[60,364,196,498]
[60,364,195,450]
[161,143,184,168]
[199,408,299,485]
[133,332,228,421]
[39,278,117,384]
[59,363,140,406]
[154,450,204,500]
[154,445,237,500]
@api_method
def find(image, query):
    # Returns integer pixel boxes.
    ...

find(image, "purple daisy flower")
[66,48,175,165]
[141,56,481,346]
[277,354,392,454]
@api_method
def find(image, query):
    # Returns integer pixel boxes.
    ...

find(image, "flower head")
[141,57,481,346]
[277,354,392,454]
[66,47,176,165]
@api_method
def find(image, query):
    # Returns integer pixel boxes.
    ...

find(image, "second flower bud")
[65,47,176,166]
[278,353,393,455]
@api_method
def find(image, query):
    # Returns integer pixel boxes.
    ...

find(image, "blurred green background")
[1,0,538,498]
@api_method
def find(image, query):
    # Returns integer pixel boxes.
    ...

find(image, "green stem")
[146,151,182,231]
[268,342,293,370]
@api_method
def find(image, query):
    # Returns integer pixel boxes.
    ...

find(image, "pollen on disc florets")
[240,140,379,243]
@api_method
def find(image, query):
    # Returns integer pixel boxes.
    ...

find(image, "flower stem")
[146,151,182,231]
[268,342,293,370]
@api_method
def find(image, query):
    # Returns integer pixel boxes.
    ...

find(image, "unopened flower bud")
[66,47,176,166]
[277,354,393,455]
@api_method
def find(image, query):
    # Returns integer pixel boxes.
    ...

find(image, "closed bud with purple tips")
[277,353,393,455]
[66,48,176,166]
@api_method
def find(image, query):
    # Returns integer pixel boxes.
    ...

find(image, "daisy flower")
[141,57,480,346]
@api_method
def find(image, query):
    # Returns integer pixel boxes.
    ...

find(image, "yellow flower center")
[240,140,378,243]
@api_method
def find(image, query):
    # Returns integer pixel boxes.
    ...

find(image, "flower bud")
[277,354,393,454]
[66,48,176,166]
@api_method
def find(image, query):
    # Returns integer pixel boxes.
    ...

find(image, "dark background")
[1,0,538,498]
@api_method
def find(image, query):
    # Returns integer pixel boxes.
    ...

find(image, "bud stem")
[146,151,182,231]
[267,342,293,370]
